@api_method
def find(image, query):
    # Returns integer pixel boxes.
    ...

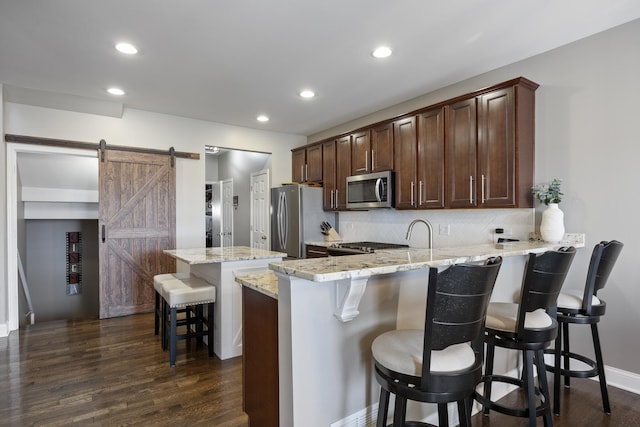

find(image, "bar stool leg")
[437,403,449,426]
[207,302,215,357]
[457,398,472,427]
[376,388,389,427]
[535,349,553,427]
[393,395,407,426]
[170,306,177,367]
[563,322,571,388]
[554,322,563,415]
[482,335,496,415]
[154,291,160,335]
[523,350,536,427]
[592,324,611,414]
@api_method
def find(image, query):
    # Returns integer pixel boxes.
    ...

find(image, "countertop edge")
[269,235,585,282]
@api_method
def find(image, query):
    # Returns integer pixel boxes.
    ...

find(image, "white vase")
[540,203,565,243]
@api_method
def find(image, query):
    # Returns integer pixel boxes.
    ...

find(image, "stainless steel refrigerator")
[271,184,336,258]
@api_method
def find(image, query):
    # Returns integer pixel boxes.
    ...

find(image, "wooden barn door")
[99,149,176,318]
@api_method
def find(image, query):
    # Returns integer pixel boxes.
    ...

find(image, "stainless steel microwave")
[346,171,394,209]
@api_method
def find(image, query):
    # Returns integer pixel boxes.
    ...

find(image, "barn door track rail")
[5,134,199,165]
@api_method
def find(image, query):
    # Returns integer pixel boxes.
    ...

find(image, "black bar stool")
[372,257,503,427]
[475,247,576,427]
[544,240,623,415]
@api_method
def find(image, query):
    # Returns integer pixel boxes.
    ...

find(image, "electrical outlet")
[439,224,450,235]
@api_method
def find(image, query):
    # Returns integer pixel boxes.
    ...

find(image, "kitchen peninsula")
[163,246,285,360]
[265,235,584,426]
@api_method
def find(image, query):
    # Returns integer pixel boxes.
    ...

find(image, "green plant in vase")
[532,178,563,205]
[532,178,565,243]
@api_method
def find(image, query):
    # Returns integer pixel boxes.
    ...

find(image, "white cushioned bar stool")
[154,272,191,350]
[160,275,216,367]
[475,247,576,427]
[544,240,623,416]
[372,257,503,427]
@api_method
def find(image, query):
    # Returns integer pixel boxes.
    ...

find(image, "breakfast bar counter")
[163,246,285,360]
[269,235,584,426]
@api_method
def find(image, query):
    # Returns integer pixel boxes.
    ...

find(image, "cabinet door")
[322,140,337,210]
[417,107,445,208]
[306,144,323,182]
[292,148,306,183]
[335,135,351,209]
[371,122,394,172]
[351,130,371,175]
[446,98,478,208]
[478,87,515,207]
[393,116,418,209]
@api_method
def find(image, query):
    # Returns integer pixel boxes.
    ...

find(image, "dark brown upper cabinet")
[323,136,351,210]
[295,77,538,211]
[292,144,323,183]
[446,79,537,208]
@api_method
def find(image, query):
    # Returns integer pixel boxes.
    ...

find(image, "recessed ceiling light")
[372,46,393,59]
[107,87,125,96]
[115,42,138,55]
[257,115,269,122]
[299,90,315,99]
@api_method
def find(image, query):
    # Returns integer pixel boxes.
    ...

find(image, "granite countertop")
[270,234,585,283]
[235,270,279,299]
[164,246,286,265]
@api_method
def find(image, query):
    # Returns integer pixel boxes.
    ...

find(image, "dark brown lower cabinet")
[242,286,279,426]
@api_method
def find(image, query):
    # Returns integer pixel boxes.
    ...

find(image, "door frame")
[5,143,97,334]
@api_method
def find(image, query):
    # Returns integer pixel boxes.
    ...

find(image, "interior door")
[250,169,270,249]
[99,149,176,318]
[222,179,234,246]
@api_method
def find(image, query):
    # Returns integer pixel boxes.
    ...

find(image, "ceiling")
[2,1,640,136]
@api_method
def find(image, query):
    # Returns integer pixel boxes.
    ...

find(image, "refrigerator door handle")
[281,192,288,248]
[277,192,285,249]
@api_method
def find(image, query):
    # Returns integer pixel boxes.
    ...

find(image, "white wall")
[312,20,640,377]
[0,104,304,334]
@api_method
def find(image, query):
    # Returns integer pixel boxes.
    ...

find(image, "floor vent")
[330,403,378,427]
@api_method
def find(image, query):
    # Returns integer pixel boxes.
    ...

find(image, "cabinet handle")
[301,165,304,182]
[419,181,423,206]
[101,224,106,243]
[305,164,309,181]
[410,181,415,207]
[469,176,473,204]
[371,150,375,171]
[481,174,485,203]
[335,189,339,210]
[330,190,334,209]
[365,151,369,172]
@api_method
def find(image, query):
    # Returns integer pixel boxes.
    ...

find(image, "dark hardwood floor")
[0,313,248,427]
[1,314,639,426]
[472,378,640,427]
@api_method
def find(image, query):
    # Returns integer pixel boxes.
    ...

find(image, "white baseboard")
[603,365,640,395]
[0,323,8,338]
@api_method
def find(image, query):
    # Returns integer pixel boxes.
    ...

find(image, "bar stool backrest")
[583,240,624,314]
[421,257,502,382]
[515,247,576,340]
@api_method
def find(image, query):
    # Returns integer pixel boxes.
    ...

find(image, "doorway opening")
[205,148,271,248]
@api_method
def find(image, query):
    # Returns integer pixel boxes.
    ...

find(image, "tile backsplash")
[337,208,535,248]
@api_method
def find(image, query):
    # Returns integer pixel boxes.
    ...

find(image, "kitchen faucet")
[405,218,434,249]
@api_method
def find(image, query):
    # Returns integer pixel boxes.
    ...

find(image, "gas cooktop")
[328,241,409,255]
